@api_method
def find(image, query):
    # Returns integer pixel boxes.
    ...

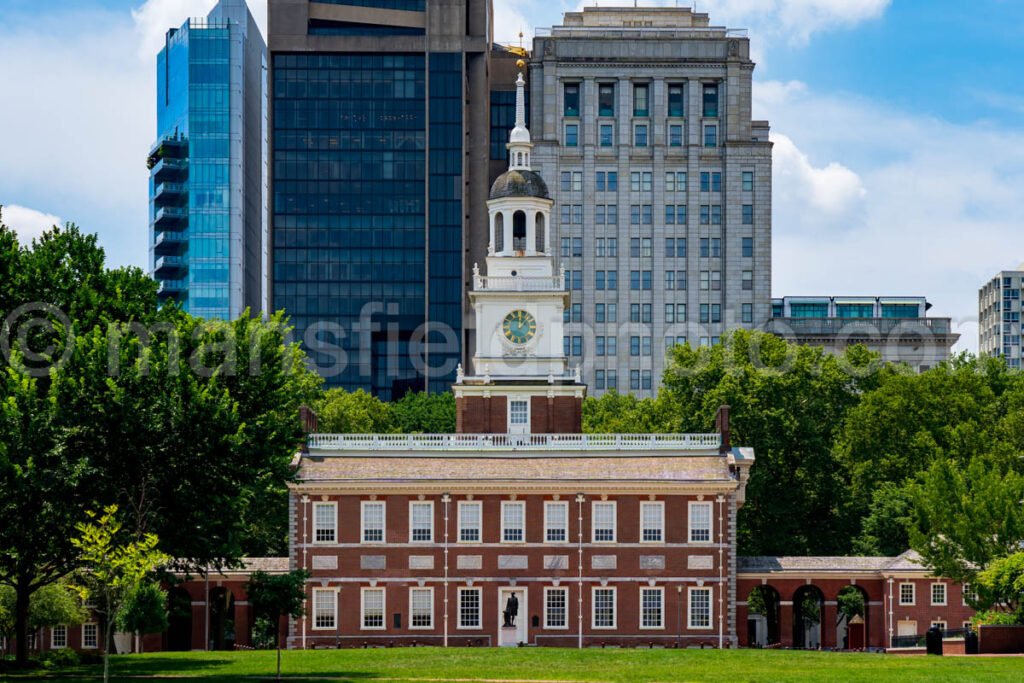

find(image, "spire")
[506,60,533,171]
[510,71,530,145]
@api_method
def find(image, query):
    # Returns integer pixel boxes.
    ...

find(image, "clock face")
[502,309,537,345]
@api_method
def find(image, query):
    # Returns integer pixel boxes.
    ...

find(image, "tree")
[71,505,169,683]
[582,391,670,434]
[658,330,882,555]
[246,570,310,681]
[115,583,169,652]
[0,219,158,665]
[908,456,1024,587]
[837,586,865,620]
[28,582,87,636]
[836,356,1024,522]
[390,391,456,433]
[975,552,1024,620]
[315,388,392,433]
[852,483,915,556]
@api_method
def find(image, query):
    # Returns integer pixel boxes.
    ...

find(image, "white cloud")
[772,132,866,219]
[711,0,890,45]
[754,80,1024,354]
[1,204,61,243]
[132,0,267,60]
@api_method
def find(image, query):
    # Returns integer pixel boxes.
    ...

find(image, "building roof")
[737,550,927,574]
[489,169,550,200]
[295,453,735,488]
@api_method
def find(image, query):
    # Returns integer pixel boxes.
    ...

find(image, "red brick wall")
[456,395,508,433]
[292,491,733,647]
[530,396,582,433]
[978,625,1024,654]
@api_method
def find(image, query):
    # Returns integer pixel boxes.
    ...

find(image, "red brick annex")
[19,69,983,658]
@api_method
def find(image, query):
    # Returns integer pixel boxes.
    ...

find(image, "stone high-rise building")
[527,7,772,396]
[979,266,1024,369]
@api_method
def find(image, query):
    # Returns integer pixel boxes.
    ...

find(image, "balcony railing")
[153,230,188,256]
[157,279,187,297]
[154,255,188,277]
[765,317,953,336]
[307,432,722,452]
[153,182,187,202]
[473,274,564,292]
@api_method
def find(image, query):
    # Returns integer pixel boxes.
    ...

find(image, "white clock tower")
[454,63,585,435]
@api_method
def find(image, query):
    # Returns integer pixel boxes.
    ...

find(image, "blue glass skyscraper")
[268,0,491,398]
[149,0,267,320]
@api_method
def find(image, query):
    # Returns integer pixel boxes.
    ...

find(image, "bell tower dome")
[454,62,585,435]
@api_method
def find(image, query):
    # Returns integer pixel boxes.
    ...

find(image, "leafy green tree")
[28,582,87,634]
[0,219,158,665]
[659,330,882,555]
[975,552,1024,620]
[315,388,392,433]
[582,391,670,434]
[837,586,865,620]
[246,570,310,681]
[71,505,169,683]
[908,456,1024,587]
[390,391,456,433]
[852,482,915,556]
[0,585,14,656]
[115,583,169,651]
[836,356,1023,521]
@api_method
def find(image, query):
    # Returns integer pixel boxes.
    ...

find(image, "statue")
[502,592,519,628]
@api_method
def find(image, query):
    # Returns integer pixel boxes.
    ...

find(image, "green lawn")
[8,648,1024,683]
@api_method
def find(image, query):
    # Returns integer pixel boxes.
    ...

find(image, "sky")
[2,0,1023,354]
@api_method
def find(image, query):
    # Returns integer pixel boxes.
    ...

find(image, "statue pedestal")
[499,626,519,647]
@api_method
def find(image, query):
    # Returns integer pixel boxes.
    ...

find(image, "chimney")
[714,405,731,455]
[299,405,318,453]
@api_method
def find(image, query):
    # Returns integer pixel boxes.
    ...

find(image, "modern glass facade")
[149,0,266,320]
[273,53,448,398]
[269,0,490,397]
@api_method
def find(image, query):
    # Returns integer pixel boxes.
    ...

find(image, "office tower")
[766,296,960,372]
[268,0,491,398]
[528,7,772,396]
[149,0,267,320]
[979,266,1024,369]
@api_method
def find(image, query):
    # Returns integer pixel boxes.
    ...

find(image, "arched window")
[513,211,527,252]
[493,212,504,253]
[535,212,546,253]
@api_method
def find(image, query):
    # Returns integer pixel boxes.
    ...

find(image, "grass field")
[6,648,1024,683]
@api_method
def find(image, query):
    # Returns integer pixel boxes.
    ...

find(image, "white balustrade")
[306,432,722,452]
[473,274,564,291]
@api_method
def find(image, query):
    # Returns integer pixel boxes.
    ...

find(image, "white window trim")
[640,501,665,544]
[360,500,386,544]
[930,582,947,606]
[409,587,434,630]
[501,500,526,544]
[591,501,617,544]
[311,587,339,631]
[899,582,915,606]
[457,587,483,630]
[507,398,530,432]
[312,501,337,545]
[81,623,99,649]
[544,501,569,544]
[457,500,482,544]
[931,621,947,631]
[688,587,713,630]
[51,625,67,649]
[408,500,435,544]
[591,586,617,630]
[639,586,665,630]
[688,501,713,544]
[360,587,386,631]
[543,586,570,630]
[962,583,975,606]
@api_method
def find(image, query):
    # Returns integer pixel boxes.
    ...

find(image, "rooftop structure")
[766,295,960,371]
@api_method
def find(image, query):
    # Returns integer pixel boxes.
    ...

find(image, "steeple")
[507,62,532,171]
